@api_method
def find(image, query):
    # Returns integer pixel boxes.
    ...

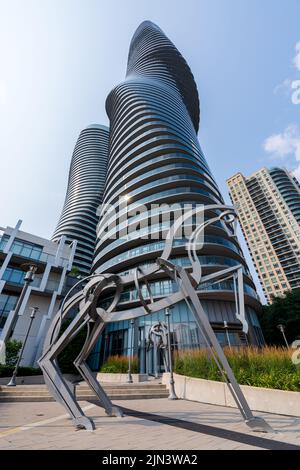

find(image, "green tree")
[258,289,300,345]
[5,339,22,366]
[69,266,81,278]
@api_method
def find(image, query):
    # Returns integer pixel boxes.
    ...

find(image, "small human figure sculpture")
[148,322,169,377]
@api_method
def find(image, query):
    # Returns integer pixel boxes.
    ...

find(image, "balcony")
[1,268,42,288]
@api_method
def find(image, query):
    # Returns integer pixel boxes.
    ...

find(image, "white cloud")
[293,41,300,71]
[291,79,300,104]
[273,42,300,105]
[264,125,300,159]
[273,78,292,95]
[264,125,300,179]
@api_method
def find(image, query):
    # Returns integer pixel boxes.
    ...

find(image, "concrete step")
[82,390,168,397]
[0,382,169,402]
[0,383,165,391]
[79,383,166,389]
[0,392,169,403]
[0,391,52,397]
[0,385,166,394]
[0,388,167,397]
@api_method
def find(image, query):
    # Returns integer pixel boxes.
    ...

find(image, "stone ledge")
[162,373,300,417]
[97,373,148,383]
[0,373,150,386]
[0,375,44,385]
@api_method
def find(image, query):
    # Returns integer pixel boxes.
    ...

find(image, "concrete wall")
[162,373,300,417]
[12,294,61,365]
[97,373,148,383]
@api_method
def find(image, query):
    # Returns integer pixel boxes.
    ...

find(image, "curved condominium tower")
[92,21,263,369]
[269,167,300,224]
[53,124,108,274]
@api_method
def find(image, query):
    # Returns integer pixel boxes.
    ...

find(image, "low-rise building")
[0,220,76,366]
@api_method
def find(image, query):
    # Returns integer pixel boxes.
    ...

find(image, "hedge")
[0,365,41,378]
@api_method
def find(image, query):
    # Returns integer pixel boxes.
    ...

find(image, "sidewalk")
[1,398,300,450]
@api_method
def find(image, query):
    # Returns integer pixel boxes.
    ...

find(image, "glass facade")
[0,234,62,266]
[0,235,43,261]
[101,279,258,306]
[90,301,257,373]
[8,238,42,260]
[0,294,18,330]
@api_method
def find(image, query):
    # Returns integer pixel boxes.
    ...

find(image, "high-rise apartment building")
[91,21,263,370]
[227,167,300,303]
[52,124,108,274]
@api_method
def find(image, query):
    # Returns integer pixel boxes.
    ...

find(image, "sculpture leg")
[74,317,123,418]
[39,302,96,430]
[169,266,273,433]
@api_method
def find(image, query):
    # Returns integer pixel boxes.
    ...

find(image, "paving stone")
[1,398,300,449]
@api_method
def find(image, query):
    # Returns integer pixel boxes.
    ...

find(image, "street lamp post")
[277,324,289,348]
[165,307,178,400]
[7,307,39,386]
[153,334,158,379]
[223,320,231,348]
[127,319,134,383]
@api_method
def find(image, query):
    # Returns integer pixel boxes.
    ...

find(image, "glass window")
[3,267,25,285]
[12,242,22,255]
[31,249,42,260]
[0,294,18,329]
[20,246,32,258]
[9,239,42,261]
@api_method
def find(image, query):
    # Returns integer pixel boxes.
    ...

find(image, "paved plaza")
[1,398,300,450]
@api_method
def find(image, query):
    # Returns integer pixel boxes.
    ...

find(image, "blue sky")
[0,0,300,300]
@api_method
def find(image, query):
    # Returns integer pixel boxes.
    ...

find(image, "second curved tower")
[53,124,108,274]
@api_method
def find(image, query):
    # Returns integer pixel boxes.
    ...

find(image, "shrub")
[69,266,81,278]
[0,365,41,378]
[5,340,22,366]
[174,346,300,392]
[100,355,139,374]
[57,320,87,374]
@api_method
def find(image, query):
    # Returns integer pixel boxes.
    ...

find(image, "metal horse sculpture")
[39,205,272,432]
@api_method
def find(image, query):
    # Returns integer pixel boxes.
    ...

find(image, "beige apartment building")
[227,167,300,303]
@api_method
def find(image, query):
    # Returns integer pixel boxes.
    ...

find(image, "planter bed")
[162,373,300,417]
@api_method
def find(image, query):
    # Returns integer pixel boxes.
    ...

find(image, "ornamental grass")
[100,355,139,374]
[174,346,300,391]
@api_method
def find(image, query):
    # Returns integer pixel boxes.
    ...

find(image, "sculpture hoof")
[106,406,123,418]
[245,417,274,433]
[75,416,95,431]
